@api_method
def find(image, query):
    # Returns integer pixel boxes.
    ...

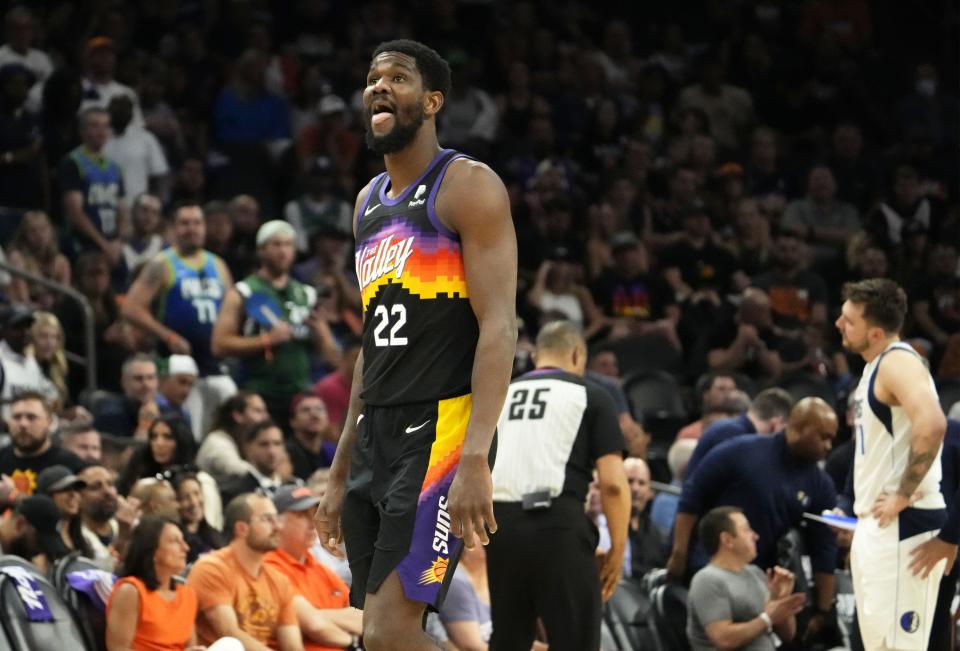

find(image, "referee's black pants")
[487,497,602,651]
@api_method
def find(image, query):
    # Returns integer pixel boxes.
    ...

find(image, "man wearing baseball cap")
[213,220,341,424]
[0,495,70,564]
[265,485,362,650]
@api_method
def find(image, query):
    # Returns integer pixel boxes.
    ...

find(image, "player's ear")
[423,89,444,117]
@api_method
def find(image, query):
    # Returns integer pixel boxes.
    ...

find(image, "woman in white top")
[195,391,268,483]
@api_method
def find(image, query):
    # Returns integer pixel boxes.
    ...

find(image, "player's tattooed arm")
[899,448,939,499]
[879,350,948,500]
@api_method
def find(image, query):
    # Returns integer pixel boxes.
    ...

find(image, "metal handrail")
[0,260,97,392]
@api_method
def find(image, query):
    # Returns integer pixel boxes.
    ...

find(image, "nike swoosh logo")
[364,203,380,216]
[405,420,430,434]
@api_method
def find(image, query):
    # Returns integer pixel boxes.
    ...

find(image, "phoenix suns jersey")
[355,149,478,406]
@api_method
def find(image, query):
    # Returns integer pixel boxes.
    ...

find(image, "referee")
[487,320,630,651]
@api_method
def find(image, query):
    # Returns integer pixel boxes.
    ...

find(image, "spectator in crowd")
[169,157,207,208]
[897,63,957,148]
[188,492,302,650]
[781,165,860,268]
[911,242,960,359]
[122,203,237,441]
[212,48,290,149]
[622,457,666,580]
[0,494,70,568]
[685,388,795,479]
[527,251,606,338]
[438,544,493,649]
[752,230,829,336]
[584,347,649,459]
[174,471,223,563]
[9,210,70,309]
[203,200,233,262]
[196,391,268,484]
[56,251,138,396]
[0,305,60,414]
[80,37,143,125]
[0,391,83,495]
[59,421,102,461]
[687,507,804,651]
[121,193,165,273]
[128,477,180,519]
[213,220,340,424]
[591,231,680,345]
[105,515,208,651]
[78,462,139,564]
[827,122,880,213]
[36,464,94,557]
[868,165,938,252]
[219,420,288,506]
[284,155,353,255]
[286,394,336,482]
[724,198,773,280]
[93,353,161,438]
[651,438,697,536]
[221,194,261,280]
[661,203,740,304]
[59,107,128,270]
[678,56,754,153]
[264,485,362,650]
[0,62,44,238]
[668,398,839,629]
[311,335,361,436]
[103,95,169,202]
[705,288,785,383]
[155,355,198,426]
[26,311,69,407]
[438,53,498,157]
[676,373,739,440]
[117,414,195,496]
[0,7,52,113]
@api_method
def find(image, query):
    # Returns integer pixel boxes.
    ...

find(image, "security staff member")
[487,320,630,651]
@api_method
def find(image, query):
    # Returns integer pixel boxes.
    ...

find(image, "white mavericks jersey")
[852,341,944,516]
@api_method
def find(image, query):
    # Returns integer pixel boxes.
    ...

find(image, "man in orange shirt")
[188,492,303,651]
[265,486,362,650]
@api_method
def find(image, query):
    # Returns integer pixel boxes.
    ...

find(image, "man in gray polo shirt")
[687,506,805,650]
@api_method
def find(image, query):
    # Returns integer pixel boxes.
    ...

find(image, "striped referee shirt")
[492,367,624,504]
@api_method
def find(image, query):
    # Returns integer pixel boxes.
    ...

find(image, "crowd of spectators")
[0,1,957,649]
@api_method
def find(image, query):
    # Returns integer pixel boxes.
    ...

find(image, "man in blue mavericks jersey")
[58,107,128,269]
[123,203,236,440]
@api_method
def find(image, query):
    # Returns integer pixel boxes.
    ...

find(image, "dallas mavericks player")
[837,278,948,650]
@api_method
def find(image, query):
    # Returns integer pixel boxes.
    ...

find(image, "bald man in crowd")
[668,397,840,640]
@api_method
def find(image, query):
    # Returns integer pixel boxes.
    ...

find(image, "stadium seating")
[605,577,654,650]
[0,555,89,651]
[51,553,109,651]
[648,581,691,651]
[609,332,685,378]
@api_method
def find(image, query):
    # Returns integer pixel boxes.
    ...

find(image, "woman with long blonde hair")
[26,311,70,407]
[7,211,71,309]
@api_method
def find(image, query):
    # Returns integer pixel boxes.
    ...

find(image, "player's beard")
[843,334,870,354]
[364,103,426,155]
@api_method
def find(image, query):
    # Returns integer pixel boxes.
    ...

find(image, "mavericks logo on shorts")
[900,611,920,633]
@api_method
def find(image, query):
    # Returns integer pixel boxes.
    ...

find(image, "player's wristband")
[759,612,773,633]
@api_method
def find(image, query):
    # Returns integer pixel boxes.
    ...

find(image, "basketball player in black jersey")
[315,40,517,650]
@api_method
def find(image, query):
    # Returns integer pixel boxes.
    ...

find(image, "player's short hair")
[535,320,585,354]
[699,506,743,556]
[843,278,907,334]
[79,106,108,127]
[750,388,794,421]
[372,40,452,99]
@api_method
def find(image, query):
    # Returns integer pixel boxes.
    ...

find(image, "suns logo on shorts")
[418,556,449,586]
[900,611,920,633]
